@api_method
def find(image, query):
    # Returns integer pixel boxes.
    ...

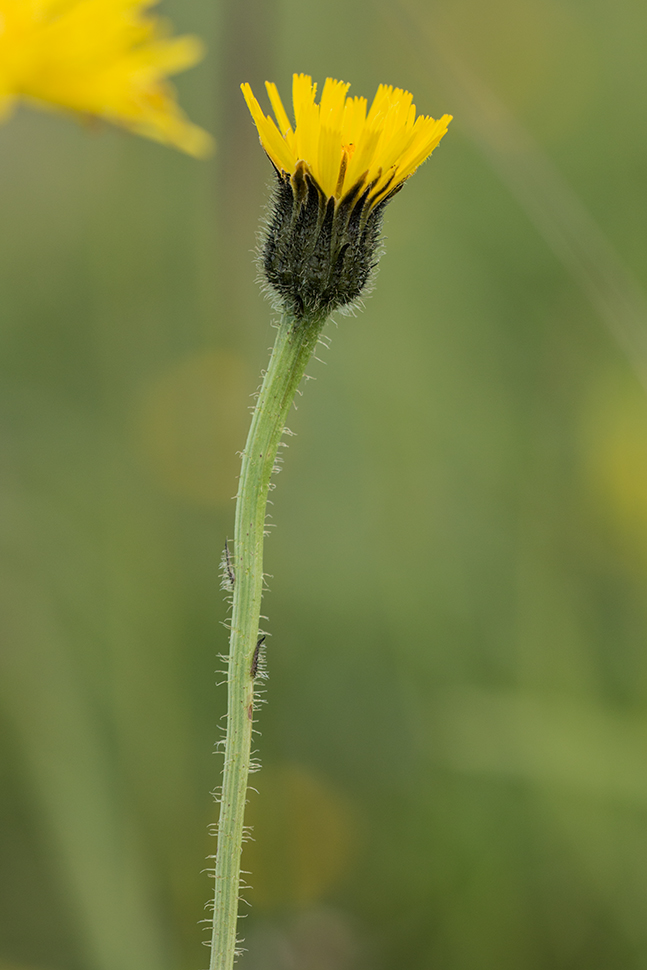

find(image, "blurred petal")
[0,0,213,156]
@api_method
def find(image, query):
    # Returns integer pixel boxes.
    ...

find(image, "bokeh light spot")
[135,350,251,509]
[243,763,357,910]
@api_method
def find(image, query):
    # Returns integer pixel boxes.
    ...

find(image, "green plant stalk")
[209,310,326,970]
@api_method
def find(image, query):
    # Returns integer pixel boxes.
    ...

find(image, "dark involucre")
[262,162,401,320]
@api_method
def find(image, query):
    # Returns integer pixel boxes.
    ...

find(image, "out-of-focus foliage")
[1,1,647,969]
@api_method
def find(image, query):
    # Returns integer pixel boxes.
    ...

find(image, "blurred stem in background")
[0,4,212,968]
[395,0,647,394]
[215,0,276,337]
[209,311,326,969]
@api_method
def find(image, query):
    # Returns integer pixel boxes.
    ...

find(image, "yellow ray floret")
[0,0,213,156]
[242,74,451,206]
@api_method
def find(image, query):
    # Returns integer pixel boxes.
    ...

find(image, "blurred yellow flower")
[0,0,213,156]
[242,73,451,209]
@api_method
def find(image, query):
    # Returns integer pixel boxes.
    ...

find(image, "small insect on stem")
[224,539,235,589]
[250,635,266,679]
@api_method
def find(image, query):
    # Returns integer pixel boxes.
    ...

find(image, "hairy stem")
[209,311,326,970]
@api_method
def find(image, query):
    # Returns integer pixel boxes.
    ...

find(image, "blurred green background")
[3,1,647,968]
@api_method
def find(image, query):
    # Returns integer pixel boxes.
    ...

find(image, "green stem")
[209,311,326,970]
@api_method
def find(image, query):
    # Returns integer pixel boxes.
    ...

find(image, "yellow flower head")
[242,74,451,320]
[242,73,451,209]
[0,0,213,156]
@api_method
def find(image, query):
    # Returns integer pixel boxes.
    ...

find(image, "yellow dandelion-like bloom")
[242,73,451,209]
[0,0,213,157]
[210,75,452,970]
[241,74,451,319]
